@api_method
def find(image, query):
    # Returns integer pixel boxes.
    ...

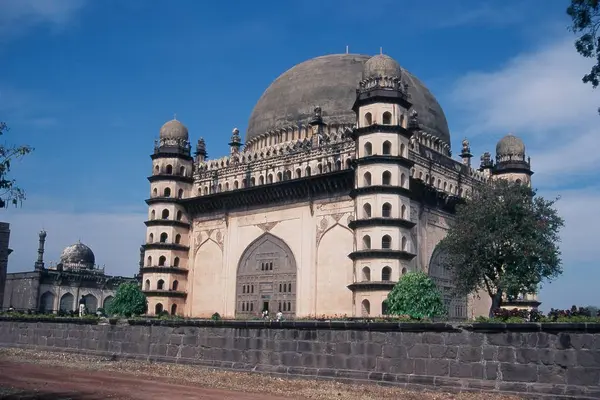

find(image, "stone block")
[497,347,515,363]
[569,334,596,350]
[486,332,522,347]
[566,367,600,386]
[576,350,600,368]
[281,351,302,367]
[422,332,444,344]
[401,332,422,346]
[429,345,457,359]
[554,350,577,367]
[407,344,429,359]
[497,382,528,393]
[537,365,566,385]
[426,359,449,377]
[297,341,314,353]
[449,361,484,379]
[275,340,297,353]
[390,358,414,375]
[414,358,427,375]
[515,347,539,364]
[300,352,316,368]
[500,363,538,383]
[482,346,496,361]
[458,346,482,363]
[484,361,498,380]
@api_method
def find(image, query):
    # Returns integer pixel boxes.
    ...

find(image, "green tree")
[438,180,564,317]
[567,0,600,113]
[106,283,147,317]
[384,271,446,319]
[0,122,33,208]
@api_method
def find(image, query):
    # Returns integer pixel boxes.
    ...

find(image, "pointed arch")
[428,244,468,320]
[236,233,297,317]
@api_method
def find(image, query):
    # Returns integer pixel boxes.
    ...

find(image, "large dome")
[59,241,95,269]
[246,53,451,146]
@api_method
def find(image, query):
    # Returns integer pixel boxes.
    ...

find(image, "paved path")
[0,361,297,400]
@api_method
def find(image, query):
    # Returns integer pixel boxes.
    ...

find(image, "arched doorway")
[428,245,467,320]
[82,294,98,313]
[155,303,163,314]
[103,296,114,310]
[39,292,55,313]
[236,233,297,318]
[59,293,74,312]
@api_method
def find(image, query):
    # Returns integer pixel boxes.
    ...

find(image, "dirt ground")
[0,348,522,400]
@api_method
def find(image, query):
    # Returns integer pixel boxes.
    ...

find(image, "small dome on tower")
[59,241,95,270]
[159,119,189,140]
[496,134,525,157]
[363,54,401,79]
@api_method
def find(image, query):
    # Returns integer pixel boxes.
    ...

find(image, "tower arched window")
[155,303,163,314]
[158,256,166,266]
[382,301,389,315]
[326,162,332,173]
[382,141,392,155]
[277,172,283,181]
[259,175,265,185]
[362,235,371,250]
[382,111,392,125]
[361,299,370,316]
[363,172,372,186]
[382,203,392,218]
[335,160,341,171]
[400,114,405,127]
[179,166,185,176]
[345,158,352,169]
[160,233,168,243]
[250,177,256,186]
[175,234,181,244]
[203,186,208,195]
[401,204,407,219]
[402,267,407,275]
[225,182,229,191]
[382,171,392,185]
[401,236,408,251]
[176,210,182,221]
[364,142,372,156]
[382,266,391,281]
[400,143,406,157]
[157,280,164,290]
[172,280,178,291]
[163,187,171,197]
[285,170,292,180]
[171,304,177,315]
[145,279,150,290]
[317,164,323,174]
[153,188,158,197]
[150,210,156,220]
[295,168,302,178]
[148,233,154,243]
[173,257,180,267]
[161,209,169,219]
[362,267,371,282]
[234,181,239,189]
[400,173,406,188]
[364,112,372,126]
[382,235,391,249]
[146,256,152,266]
[363,203,372,218]
[166,165,173,174]
[154,165,159,174]
[305,167,311,177]
[178,189,184,198]
[267,174,273,184]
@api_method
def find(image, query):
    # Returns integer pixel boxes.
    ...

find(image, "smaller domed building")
[2,230,138,314]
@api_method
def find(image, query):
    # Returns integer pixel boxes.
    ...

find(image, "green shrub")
[106,283,147,318]
[384,271,446,320]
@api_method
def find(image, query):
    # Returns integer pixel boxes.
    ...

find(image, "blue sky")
[1,0,598,310]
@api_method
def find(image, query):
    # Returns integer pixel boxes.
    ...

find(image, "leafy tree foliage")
[106,283,147,317]
[0,122,33,208]
[567,0,600,113]
[384,271,446,319]
[438,179,564,316]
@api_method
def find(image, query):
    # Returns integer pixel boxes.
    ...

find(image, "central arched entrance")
[236,233,297,318]
[428,245,468,320]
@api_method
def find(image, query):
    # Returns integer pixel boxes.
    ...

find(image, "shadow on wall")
[0,390,106,399]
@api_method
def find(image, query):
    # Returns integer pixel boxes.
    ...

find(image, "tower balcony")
[348,217,415,230]
[354,155,414,169]
[143,289,187,299]
[347,281,396,291]
[351,124,412,140]
[142,243,190,252]
[348,249,416,261]
[144,219,190,229]
[148,174,194,184]
[145,197,182,205]
[142,266,189,275]
[350,185,412,199]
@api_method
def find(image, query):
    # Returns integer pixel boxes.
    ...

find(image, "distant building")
[2,230,138,314]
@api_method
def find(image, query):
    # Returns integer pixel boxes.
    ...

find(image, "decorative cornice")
[347,281,396,291]
[348,217,416,230]
[150,153,193,162]
[142,243,190,252]
[144,220,190,229]
[182,170,354,216]
[354,155,414,169]
[147,174,194,184]
[142,290,187,298]
[348,249,416,261]
[350,185,412,199]
[145,197,183,206]
[141,266,189,275]
[351,124,412,140]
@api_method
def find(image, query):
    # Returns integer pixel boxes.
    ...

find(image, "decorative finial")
[173,113,177,121]
[380,47,383,55]
[346,45,349,54]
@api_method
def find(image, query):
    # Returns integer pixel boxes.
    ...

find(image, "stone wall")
[0,319,599,399]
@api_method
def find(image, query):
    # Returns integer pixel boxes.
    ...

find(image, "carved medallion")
[256,221,278,233]
[216,231,222,243]
[319,217,328,230]
[331,213,344,222]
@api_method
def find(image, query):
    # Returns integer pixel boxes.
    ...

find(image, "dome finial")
[173,113,177,121]
[345,45,349,54]
[380,47,383,55]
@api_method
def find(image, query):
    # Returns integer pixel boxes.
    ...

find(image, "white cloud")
[450,37,600,187]
[1,210,146,278]
[0,0,86,41]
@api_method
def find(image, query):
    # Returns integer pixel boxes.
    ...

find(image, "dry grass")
[0,348,523,400]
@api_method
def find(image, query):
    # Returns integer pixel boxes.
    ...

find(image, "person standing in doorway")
[78,296,86,317]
